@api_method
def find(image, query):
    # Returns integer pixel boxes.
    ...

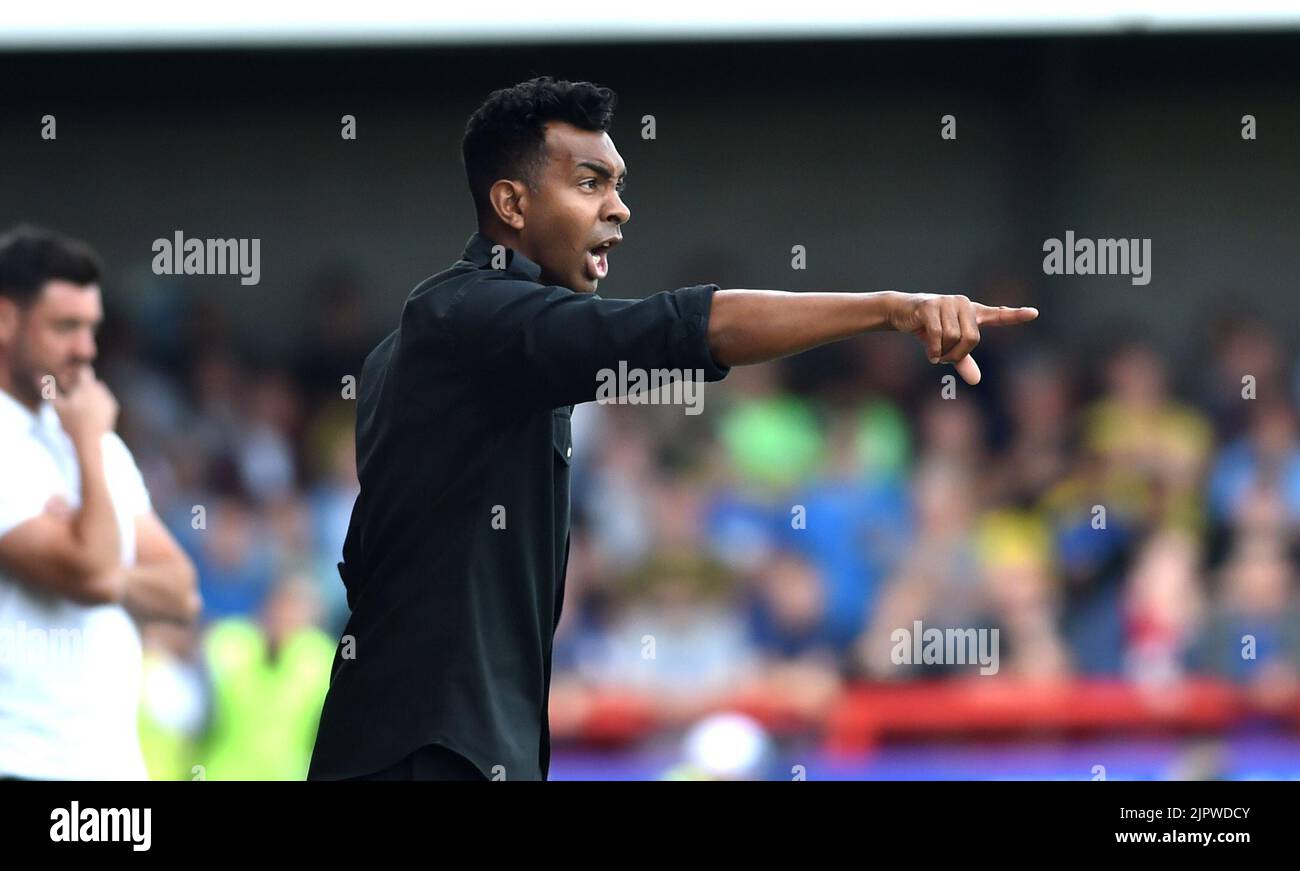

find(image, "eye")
[580,178,599,190]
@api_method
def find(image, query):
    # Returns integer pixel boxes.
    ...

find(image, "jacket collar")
[460,231,543,283]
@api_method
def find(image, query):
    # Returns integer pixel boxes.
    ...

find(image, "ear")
[488,179,529,231]
[0,298,19,345]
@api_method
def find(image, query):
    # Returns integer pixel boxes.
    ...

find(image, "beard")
[8,344,77,404]
[6,362,47,405]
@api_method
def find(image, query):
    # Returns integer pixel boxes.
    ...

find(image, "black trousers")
[341,743,487,781]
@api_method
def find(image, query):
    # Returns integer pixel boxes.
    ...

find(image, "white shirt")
[0,387,152,780]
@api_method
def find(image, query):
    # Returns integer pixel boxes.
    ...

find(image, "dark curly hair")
[0,224,102,307]
[462,76,618,223]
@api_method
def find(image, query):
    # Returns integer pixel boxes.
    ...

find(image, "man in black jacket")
[307,76,1037,781]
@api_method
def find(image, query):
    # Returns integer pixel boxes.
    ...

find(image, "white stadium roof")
[4,1,1300,49]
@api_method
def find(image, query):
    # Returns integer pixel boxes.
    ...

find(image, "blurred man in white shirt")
[0,225,200,780]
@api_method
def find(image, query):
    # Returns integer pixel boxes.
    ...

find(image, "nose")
[606,189,630,227]
[74,328,97,362]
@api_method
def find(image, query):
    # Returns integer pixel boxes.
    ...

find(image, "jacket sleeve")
[444,278,731,409]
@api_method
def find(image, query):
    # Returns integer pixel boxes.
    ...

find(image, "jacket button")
[566,446,572,458]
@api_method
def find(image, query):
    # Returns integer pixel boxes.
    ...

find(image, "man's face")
[517,121,630,294]
[0,281,102,402]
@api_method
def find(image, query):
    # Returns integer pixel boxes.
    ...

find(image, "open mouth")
[585,240,615,281]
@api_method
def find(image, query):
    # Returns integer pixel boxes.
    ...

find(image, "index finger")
[974,303,1039,327]
[59,364,95,396]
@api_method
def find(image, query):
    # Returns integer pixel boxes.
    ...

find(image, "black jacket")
[307,232,729,780]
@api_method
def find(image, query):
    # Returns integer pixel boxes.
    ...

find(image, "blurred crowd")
[96,270,1300,779]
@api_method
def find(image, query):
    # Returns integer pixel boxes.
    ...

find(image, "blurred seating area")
[98,272,1300,778]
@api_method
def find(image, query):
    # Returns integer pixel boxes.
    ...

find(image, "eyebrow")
[575,160,627,182]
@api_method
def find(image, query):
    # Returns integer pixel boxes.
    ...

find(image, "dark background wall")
[2,33,1297,367]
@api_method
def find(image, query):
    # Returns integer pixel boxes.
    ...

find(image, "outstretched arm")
[707,290,1039,384]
